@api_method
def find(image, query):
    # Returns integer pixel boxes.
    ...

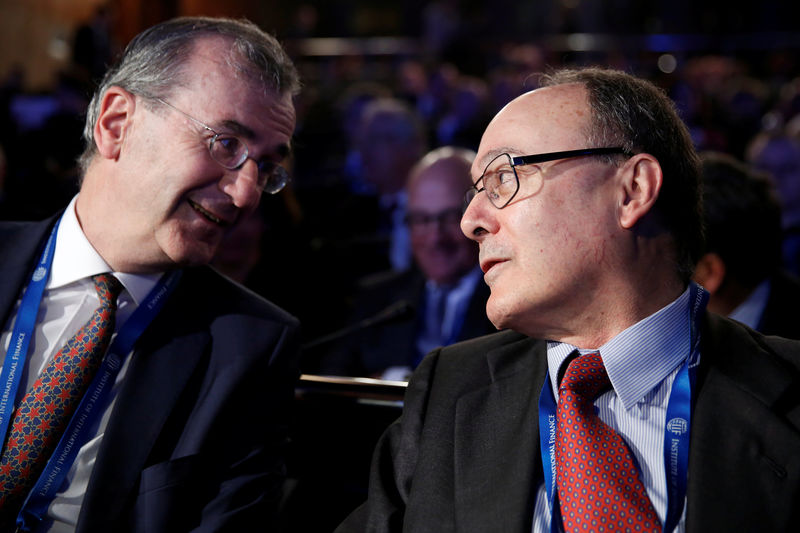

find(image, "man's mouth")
[480,258,505,274]
[188,199,227,226]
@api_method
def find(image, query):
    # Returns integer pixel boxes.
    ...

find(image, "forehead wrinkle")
[217,119,255,139]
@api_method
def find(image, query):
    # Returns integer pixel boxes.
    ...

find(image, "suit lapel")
[454,335,548,532]
[0,217,58,328]
[78,273,210,532]
[686,314,800,531]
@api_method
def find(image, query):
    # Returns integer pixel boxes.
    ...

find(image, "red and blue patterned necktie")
[556,351,660,532]
[0,274,122,522]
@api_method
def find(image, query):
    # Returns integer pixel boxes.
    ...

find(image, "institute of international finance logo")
[667,417,688,436]
[32,267,47,282]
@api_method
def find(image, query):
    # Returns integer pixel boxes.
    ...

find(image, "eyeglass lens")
[208,135,288,195]
[467,153,520,209]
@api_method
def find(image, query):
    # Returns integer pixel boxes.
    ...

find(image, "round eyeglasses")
[153,98,289,195]
[465,147,631,209]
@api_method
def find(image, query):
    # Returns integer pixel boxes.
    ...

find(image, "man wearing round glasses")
[338,67,800,532]
[0,17,300,532]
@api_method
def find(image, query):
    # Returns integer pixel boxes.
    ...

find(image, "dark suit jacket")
[315,268,495,377]
[336,313,800,532]
[0,217,301,533]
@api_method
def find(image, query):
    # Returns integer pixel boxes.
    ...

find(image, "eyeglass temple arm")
[512,147,631,166]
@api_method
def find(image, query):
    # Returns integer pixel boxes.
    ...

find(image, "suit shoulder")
[181,266,299,329]
[442,329,529,355]
[422,329,533,381]
[0,218,56,255]
[702,313,800,408]
[706,312,800,370]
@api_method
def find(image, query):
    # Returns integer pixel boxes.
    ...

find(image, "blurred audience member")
[353,97,428,271]
[693,151,800,338]
[316,146,493,378]
[746,131,800,275]
[337,82,394,191]
[435,75,491,150]
[72,5,115,85]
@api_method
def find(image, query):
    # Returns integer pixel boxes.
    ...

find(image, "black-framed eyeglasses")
[153,97,290,195]
[465,147,632,209]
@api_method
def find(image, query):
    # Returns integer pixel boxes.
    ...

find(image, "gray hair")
[540,67,703,282]
[79,16,300,172]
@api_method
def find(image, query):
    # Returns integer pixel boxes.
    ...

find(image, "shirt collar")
[547,285,693,410]
[49,195,163,305]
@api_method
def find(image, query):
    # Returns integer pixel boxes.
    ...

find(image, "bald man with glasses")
[337,67,800,533]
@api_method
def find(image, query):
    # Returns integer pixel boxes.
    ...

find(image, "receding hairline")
[474,83,591,171]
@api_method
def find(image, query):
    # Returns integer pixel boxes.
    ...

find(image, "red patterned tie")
[556,352,660,532]
[0,274,122,522]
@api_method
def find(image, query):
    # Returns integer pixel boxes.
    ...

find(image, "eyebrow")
[477,146,519,168]
[218,119,256,139]
[217,119,293,160]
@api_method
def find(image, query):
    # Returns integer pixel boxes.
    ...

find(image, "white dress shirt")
[0,196,161,531]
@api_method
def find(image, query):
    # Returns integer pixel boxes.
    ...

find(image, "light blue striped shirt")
[532,286,693,533]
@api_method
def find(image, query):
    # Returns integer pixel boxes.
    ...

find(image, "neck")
[556,276,686,349]
[535,233,686,349]
[76,175,165,274]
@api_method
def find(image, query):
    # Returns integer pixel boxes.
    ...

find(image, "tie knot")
[559,351,610,400]
[92,274,123,307]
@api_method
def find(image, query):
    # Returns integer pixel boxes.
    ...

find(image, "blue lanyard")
[538,283,708,533]
[0,218,61,439]
[0,220,182,531]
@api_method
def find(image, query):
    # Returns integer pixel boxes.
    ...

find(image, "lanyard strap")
[0,219,182,531]
[17,268,181,530]
[538,283,708,533]
[0,218,61,439]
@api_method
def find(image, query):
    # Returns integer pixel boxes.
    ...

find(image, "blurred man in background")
[318,146,493,378]
[693,151,800,338]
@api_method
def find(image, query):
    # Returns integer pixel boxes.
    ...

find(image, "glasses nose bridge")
[235,157,263,187]
[218,161,262,212]
[219,157,260,194]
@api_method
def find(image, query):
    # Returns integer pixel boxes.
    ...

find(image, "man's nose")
[220,158,261,212]
[460,192,495,241]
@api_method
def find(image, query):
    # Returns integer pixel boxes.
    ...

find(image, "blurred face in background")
[357,102,424,196]
[407,156,478,285]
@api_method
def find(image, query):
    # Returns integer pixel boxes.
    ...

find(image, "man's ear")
[618,154,662,229]
[692,252,726,294]
[93,86,136,160]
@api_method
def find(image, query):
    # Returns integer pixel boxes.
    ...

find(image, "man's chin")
[486,296,516,331]
[166,243,218,269]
